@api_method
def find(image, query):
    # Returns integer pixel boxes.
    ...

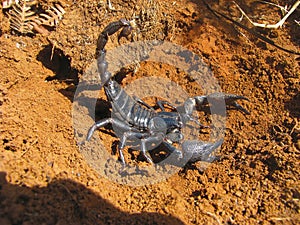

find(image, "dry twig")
[202,211,222,225]
[107,0,116,11]
[202,0,300,55]
[233,0,300,29]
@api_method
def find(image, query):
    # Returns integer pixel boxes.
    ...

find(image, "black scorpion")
[86,19,250,166]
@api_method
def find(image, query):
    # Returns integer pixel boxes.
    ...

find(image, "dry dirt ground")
[1,0,300,224]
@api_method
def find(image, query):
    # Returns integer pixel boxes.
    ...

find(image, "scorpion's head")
[176,98,197,125]
[177,97,208,129]
[155,111,184,144]
[165,129,184,144]
[148,117,167,135]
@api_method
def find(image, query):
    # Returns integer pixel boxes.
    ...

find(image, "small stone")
[235,190,242,197]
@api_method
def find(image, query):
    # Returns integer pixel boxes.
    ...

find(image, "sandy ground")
[1,0,299,224]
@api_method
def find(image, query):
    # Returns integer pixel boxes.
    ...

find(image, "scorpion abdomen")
[130,104,154,130]
[106,80,155,130]
[107,82,134,119]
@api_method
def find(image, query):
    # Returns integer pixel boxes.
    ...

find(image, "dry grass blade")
[233,0,300,29]
[33,3,65,27]
[258,0,288,14]
[107,0,116,11]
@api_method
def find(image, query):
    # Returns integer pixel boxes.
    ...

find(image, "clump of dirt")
[1,0,299,224]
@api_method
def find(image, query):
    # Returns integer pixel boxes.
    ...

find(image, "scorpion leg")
[87,118,154,165]
[86,118,114,141]
[119,129,168,165]
[133,96,155,110]
[119,131,166,164]
[86,118,138,165]
[88,119,163,165]
[162,141,183,158]
[140,133,167,163]
[86,117,134,141]
[156,100,177,111]
[118,131,167,165]
[118,130,165,165]
[141,140,153,164]
[118,131,146,165]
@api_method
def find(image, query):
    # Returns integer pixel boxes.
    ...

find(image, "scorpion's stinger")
[118,25,133,44]
[95,18,133,86]
[95,18,132,58]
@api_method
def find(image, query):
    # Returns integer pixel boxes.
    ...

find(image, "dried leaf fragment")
[9,0,38,34]
[2,0,19,9]
[7,0,65,35]
[33,3,65,27]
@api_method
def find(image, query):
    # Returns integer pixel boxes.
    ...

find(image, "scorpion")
[86,19,250,166]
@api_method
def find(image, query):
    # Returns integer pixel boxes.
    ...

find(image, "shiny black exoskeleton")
[86,19,250,166]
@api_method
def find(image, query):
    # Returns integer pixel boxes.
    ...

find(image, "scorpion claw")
[223,94,250,115]
[191,92,250,115]
[182,139,223,163]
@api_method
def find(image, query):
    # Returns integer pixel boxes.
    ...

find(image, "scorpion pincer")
[86,19,250,166]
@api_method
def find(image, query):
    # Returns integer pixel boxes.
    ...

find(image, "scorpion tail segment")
[96,35,108,58]
[97,52,112,85]
[182,139,223,163]
[86,118,113,141]
[96,18,132,58]
[101,18,130,36]
[118,25,133,44]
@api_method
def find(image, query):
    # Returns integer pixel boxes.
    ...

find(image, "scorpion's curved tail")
[95,19,133,86]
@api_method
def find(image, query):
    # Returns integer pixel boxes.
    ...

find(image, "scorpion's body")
[86,19,250,166]
[104,79,155,131]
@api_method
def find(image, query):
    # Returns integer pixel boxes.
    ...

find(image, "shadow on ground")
[36,44,80,85]
[0,172,185,225]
